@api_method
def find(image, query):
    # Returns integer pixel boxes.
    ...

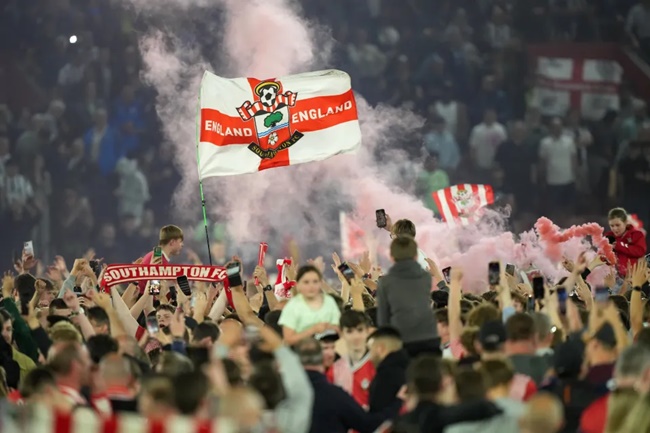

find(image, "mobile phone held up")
[146,316,160,334]
[89,260,101,278]
[226,262,243,287]
[153,246,162,260]
[338,263,356,284]
[595,286,609,304]
[149,280,161,296]
[532,277,545,300]
[177,275,192,296]
[442,267,451,284]
[557,287,567,315]
[505,263,515,276]
[375,209,387,229]
[23,241,34,257]
[488,262,500,286]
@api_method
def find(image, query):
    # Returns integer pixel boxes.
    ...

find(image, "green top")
[1,298,39,363]
[417,169,450,214]
[278,294,341,333]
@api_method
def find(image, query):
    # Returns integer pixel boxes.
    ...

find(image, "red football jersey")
[328,352,376,409]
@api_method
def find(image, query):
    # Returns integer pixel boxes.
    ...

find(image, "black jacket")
[376,260,438,344]
[392,399,503,433]
[307,370,394,433]
[369,349,409,413]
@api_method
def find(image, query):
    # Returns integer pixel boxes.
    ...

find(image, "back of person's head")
[454,368,487,402]
[48,298,69,316]
[467,303,500,328]
[49,321,83,344]
[406,355,443,397]
[506,312,535,342]
[615,344,650,381]
[365,307,378,327]
[86,334,119,364]
[519,392,564,433]
[390,236,418,262]
[340,310,370,331]
[249,360,285,410]
[479,359,515,391]
[99,353,134,385]
[295,337,324,367]
[368,327,403,348]
[218,386,265,429]
[636,327,650,349]
[159,224,184,245]
[531,312,553,343]
[192,322,220,345]
[86,307,110,334]
[47,343,84,376]
[172,371,210,415]
[20,367,57,399]
[156,352,194,377]
[139,374,175,416]
[14,274,36,303]
[393,219,416,237]
[263,310,283,336]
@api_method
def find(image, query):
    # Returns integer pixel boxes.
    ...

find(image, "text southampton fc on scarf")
[198,69,361,177]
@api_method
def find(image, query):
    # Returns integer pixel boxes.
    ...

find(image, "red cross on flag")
[198,69,361,177]
[533,57,622,120]
[432,184,495,227]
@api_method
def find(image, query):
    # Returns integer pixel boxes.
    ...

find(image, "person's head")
[483,108,497,125]
[510,120,527,143]
[192,322,220,348]
[249,360,286,410]
[295,337,324,371]
[94,108,108,128]
[519,392,565,433]
[406,355,446,402]
[431,115,446,132]
[390,235,418,263]
[391,219,416,238]
[531,312,554,348]
[156,351,194,376]
[295,265,323,300]
[47,342,92,388]
[584,322,618,365]
[435,309,450,344]
[478,320,507,355]
[608,207,629,237]
[467,303,500,328]
[159,225,184,256]
[99,353,136,389]
[172,371,210,416]
[550,117,563,136]
[120,214,138,234]
[318,334,339,369]
[86,306,110,335]
[20,367,71,410]
[454,368,487,402]
[138,374,177,419]
[613,344,650,393]
[156,304,176,329]
[86,334,119,365]
[48,298,72,318]
[367,327,403,366]
[505,313,536,351]
[218,386,265,430]
[424,152,440,172]
[0,309,12,345]
[340,310,371,352]
[479,359,515,399]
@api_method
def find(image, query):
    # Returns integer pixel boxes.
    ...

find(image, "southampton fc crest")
[452,188,480,218]
[236,81,304,159]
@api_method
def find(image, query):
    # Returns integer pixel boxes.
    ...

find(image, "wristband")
[263,285,273,292]
[633,286,643,292]
[227,275,243,288]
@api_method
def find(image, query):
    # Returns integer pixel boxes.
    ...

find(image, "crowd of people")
[0,207,648,433]
[2,0,650,265]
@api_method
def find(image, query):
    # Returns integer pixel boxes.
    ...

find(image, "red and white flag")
[432,184,494,227]
[339,212,367,260]
[198,69,361,177]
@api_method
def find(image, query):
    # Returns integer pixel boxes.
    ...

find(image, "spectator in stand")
[346,28,387,87]
[625,0,650,58]
[0,157,33,210]
[84,108,120,177]
[433,81,468,142]
[470,108,508,182]
[114,157,149,223]
[366,327,408,413]
[470,76,511,126]
[485,5,513,51]
[539,117,578,218]
[376,236,440,357]
[416,152,450,216]
[619,141,650,228]
[58,50,87,89]
[423,114,461,174]
[564,109,594,196]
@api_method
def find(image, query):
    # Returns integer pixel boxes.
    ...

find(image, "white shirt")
[539,134,577,185]
[2,174,33,206]
[470,122,507,169]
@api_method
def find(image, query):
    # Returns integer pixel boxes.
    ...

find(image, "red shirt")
[327,352,376,409]
[137,250,169,294]
[605,225,647,277]
[580,394,609,433]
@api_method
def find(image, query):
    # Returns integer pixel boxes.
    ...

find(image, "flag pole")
[196,81,213,266]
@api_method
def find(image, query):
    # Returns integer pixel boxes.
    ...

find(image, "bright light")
[69,35,78,44]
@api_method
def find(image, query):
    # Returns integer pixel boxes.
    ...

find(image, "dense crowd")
[0,207,648,433]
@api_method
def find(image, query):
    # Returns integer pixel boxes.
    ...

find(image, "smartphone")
[557,287,567,315]
[149,280,161,295]
[146,316,159,334]
[176,275,192,296]
[338,263,356,284]
[375,209,387,229]
[153,246,162,260]
[89,260,101,277]
[505,263,515,276]
[442,267,451,284]
[532,277,545,300]
[23,241,34,256]
[226,262,243,287]
[595,286,609,304]
[73,285,83,295]
[244,325,260,343]
[527,296,535,312]
[191,296,196,308]
[488,262,500,286]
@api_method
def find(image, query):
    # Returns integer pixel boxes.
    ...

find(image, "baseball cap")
[315,329,339,342]
[479,320,507,351]
[431,290,449,308]
[587,322,617,348]
[554,338,585,378]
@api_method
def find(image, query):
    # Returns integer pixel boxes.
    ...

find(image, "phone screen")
[595,286,609,303]
[488,262,500,286]
[527,296,535,311]
[226,263,241,277]
[244,325,260,343]
[146,316,159,334]
[442,267,451,284]
[89,260,101,277]
[23,241,34,256]
[375,209,387,229]
[153,247,162,259]
[177,275,192,296]
[149,280,160,295]
[505,263,515,276]
[338,263,356,283]
[533,277,545,300]
[557,288,567,314]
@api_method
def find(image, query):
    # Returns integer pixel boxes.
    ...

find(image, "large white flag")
[197,69,361,177]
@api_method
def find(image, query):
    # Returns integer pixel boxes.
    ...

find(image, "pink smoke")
[124,0,611,291]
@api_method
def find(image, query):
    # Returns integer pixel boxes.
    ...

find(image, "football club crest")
[451,188,480,218]
[237,81,304,160]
